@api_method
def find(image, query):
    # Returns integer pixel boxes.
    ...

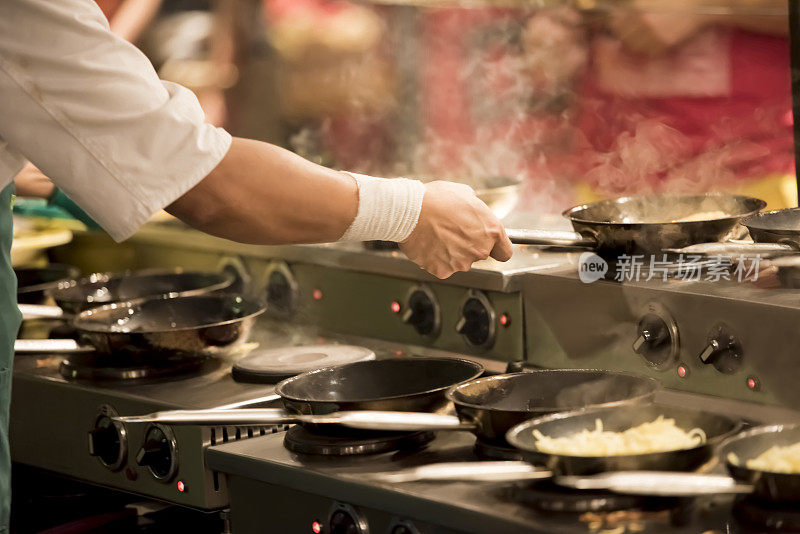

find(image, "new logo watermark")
[578,253,762,284]
[578,252,608,283]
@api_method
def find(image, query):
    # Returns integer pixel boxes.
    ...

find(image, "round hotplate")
[232,344,375,383]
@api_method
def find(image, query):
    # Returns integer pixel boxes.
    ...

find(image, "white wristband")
[340,172,426,243]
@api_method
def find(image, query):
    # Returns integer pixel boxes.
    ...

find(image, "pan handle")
[556,471,754,496]
[14,338,94,354]
[505,228,596,249]
[114,408,303,425]
[18,304,68,321]
[113,409,474,431]
[209,394,282,410]
[364,461,552,484]
[329,411,475,432]
[666,242,795,257]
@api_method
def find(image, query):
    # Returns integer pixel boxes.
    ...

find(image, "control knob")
[401,285,440,338]
[264,261,298,317]
[698,324,743,374]
[136,425,178,481]
[456,290,496,350]
[88,407,127,471]
[632,303,678,369]
[329,504,368,534]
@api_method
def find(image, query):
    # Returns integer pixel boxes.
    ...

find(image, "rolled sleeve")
[0,0,231,241]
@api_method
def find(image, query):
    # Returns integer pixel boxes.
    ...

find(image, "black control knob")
[698,324,743,374]
[265,262,298,317]
[329,509,366,534]
[402,286,440,338]
[136,425,177,481]
[456,291,496,350]
[88,414,126,471]
[632,303,678,369]
[391,524,419,534]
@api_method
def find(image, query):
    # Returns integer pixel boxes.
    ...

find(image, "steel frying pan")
[21,269,236,318]
[15,264,79,305]
[742,208,800,249]
[117,357,485,425]
[506,193,765,254]
[117,370,658,444]
[15,294,265,358]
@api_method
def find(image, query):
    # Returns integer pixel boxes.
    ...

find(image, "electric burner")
[474,439,525,461]
[232,344,375,383]
[732,497,800,532]
[509,481,679,514]
[283,425,434,456]
[59,352,212,382]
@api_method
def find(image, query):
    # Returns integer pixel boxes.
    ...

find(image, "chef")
[0,0,513,528]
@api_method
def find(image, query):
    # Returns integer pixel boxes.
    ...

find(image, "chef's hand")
[400,181,513,279]
[14,162,55,199]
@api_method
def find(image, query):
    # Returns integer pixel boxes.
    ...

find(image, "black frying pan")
[117,369,658,444]
[507,193,765,254]
[117,357,485,426]
[444,370,659,444]
[742,208,800,249]
[15,294,265,359]
[507,404,741,475]
[364,404,744,490]
[722,423,800,503]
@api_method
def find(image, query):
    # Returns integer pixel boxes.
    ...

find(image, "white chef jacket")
[0,0,232,241]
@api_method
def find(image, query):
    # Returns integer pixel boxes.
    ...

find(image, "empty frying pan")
[15,294,265,359]
[19,269,235,319]
[118,357,486,425]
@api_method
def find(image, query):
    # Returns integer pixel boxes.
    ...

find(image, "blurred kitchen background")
[13,0,795,240]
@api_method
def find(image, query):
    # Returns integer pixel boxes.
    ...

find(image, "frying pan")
[721,423,800,503]
[117,370,658,444]
[118,357,485,425]
[20,269,235,319]
[15,294,265,358]
[366,404,742,494]
[742,208,800,249]
[506,193,765,254]
[15,264,79,304]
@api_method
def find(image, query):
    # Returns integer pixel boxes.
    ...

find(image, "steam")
[277,4,792,214]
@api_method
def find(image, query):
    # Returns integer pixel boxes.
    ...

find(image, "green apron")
[0,183,21,532]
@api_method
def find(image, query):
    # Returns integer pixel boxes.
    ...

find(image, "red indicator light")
[390,301,401,313]
[499,313,510,327]
[311,521,323,534]
[176,480,185,492]
[747,376,760,391]
[312,289,323,301]
[676,365,688,378]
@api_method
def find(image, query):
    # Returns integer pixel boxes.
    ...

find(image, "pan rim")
[445,369,660,413]
[275,356,484,404]
[741,207,800,232]
[73,293,265,333]
[52,268,235,306]
[721,422,800,476]
[506,403,743,461]
[562,193,766,226]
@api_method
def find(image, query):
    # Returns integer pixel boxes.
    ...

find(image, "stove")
[16,226,800,529]
[206,430,740,534]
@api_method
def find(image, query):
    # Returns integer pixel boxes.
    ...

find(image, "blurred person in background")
[573,0,793,208]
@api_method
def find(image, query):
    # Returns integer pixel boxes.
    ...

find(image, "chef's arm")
[167,138,358,245]
[167,137,513,279]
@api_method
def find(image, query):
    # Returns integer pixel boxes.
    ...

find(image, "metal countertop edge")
[205,444,555,534]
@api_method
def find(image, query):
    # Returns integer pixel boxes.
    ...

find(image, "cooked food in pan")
[728,442,800,474]
[533,416,706,456]
[672,211,729,223]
